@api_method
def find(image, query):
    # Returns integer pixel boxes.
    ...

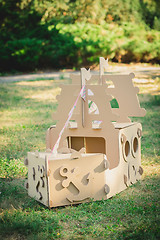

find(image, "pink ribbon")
[51,85,86,155]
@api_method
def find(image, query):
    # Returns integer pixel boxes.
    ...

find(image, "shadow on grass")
[0,178,61,239]
[140,94,160,108]
[0,173,159,240]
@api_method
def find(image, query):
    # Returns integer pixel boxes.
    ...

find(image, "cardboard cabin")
[24,58,146,208]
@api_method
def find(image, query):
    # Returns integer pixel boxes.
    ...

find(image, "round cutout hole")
[125,141,130,157]
[63,168,68,173]
[133,137,138,153]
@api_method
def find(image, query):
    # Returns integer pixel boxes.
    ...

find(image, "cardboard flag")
[100,57,108,76]
[99,57,108,84]
[80,68,91,101]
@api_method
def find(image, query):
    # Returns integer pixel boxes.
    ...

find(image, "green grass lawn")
[0,72,160,239]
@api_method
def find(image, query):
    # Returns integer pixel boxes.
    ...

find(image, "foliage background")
[0,0,160,72]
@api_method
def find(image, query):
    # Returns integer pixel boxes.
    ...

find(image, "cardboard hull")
[25,123,143,207]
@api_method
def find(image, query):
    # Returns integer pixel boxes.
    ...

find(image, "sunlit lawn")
[0,70,160,239]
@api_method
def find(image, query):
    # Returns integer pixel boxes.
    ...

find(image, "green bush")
[0,21,160,72]
[0,29,78,71]
[56,22,160,65]
[0,38,43,71]
[117,23,160,63]
[0,0,160,72]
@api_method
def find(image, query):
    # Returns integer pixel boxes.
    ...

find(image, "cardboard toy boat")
[24,58,145,208]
